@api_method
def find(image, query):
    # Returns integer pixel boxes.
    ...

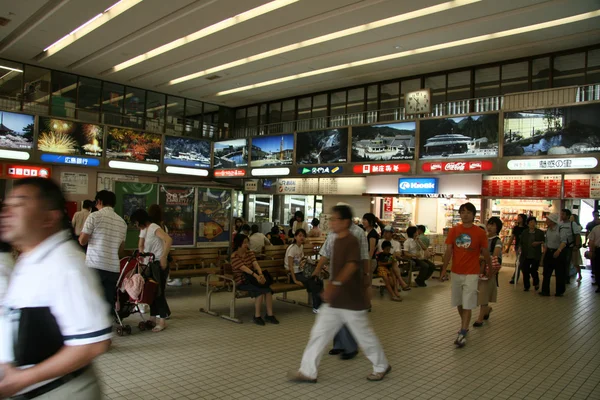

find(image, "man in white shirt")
[0,177,111,398]
[404,226,435,287]
[560,209,582,284]
[71,199,93,237]
[79,190,127,313]
[249,224,271,254]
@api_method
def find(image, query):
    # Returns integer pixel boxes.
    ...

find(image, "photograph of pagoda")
[0,111,34,150]
[250,134,294,167]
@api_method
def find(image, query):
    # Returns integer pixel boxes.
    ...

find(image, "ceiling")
[0,0,599,108]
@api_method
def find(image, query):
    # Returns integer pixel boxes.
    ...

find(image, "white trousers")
[299,304,389,379]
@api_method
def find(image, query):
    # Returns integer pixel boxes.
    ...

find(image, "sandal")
[152,325,167,332]
[401,286,411,291]
[483,308,493,320]
[391,296,403,302]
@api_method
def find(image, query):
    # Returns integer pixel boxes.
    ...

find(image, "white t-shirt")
[376,238,401,254]
[71,209,90,236]
[0,252,15,301]
[140,223,165,260]
[404,238,423,259]
[292,221,309,234]
[82,207,127,273]
[249,232,270,254]
[1,230,111,395]
[284,243,304,274]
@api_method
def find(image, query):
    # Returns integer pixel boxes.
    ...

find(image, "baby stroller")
[115,251,158,336]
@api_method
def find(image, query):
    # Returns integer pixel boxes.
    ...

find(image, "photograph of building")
[0,111,34,149]
[352,122,415,161]
[214,139,248,168]
[251,134,294,167]
[164,136,211,168]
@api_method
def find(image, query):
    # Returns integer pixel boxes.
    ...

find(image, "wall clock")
[405,89,431,115]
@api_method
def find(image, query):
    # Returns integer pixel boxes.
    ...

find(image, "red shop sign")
[422,161,493,173]
[482,175,561,198]
[563,174,600,199]
[6,165,51,179]
[214,169,246,178]
[352,163,411,174]
[384,197,393,212]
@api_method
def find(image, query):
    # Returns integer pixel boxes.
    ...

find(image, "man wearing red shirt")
[440,202,492,348]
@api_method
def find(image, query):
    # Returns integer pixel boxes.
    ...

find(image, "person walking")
[518,217,545,292]
[540,213,569,297]
[587,224,600,293]
[288,205,391,383]
[440,202,491,348]
[584,211,600,247]
[79,190,127,313]
[559,209,580,284]
[570,214,584,282]
[506,214,527,284]
[0,178,111,398]
[71,199,93,237]
[473,217,503,327]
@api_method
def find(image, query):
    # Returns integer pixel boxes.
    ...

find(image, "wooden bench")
[199,258,310,323]
[169,248,224,279]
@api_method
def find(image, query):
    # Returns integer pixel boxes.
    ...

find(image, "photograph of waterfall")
[351,122,415,162]
[296,128,348,164]
[503,103,600,156]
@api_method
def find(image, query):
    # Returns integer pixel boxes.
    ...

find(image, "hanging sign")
[482,175,561,198]
[6,165,51,179]
[299,166,343,175]
[507,157,598,171]
[422,160,493,173]
[352,163,411,174]
[563,174,600,199]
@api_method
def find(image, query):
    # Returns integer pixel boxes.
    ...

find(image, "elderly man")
[541,213,569,297]
[0,178,111,398]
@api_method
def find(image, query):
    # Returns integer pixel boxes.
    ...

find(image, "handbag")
[242,269,273,287]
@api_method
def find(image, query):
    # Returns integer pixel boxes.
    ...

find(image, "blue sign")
[298,166,343,175]
[398,178,438,195]
[41,154,100,167]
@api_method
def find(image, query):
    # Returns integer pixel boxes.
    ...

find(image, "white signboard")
[245,180,258,192]
[507,157,598,171]
[97,173,139,192]
[276,178,319,194]
[61,172,88,195]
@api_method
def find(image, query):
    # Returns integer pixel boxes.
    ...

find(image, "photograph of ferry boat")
[214,138,248,168]
[251,134,294,167]
[164,136,211,168]
[419,114,499,159]
[351,122,415,162]
[296,128,348,164]
[503,103,600,156]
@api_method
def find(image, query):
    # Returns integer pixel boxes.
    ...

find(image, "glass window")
[281,99,295,122]
[447,71,470,101]
[259,104,267,126]
[102,82,124,126]
[22,65,51,114]
[366,85,378,111]
[76,77,101,122]
[587,49,600,85]
[380,82,399,110]
[532,57,550,90]
[553,52,585,87]
[400,79,420,106]
[183,99,203,138]
[0,59,23,110]
[474,67,500,97]
[311,94,327,119]
[330,91,346,116]
[425,74,446,104]
[297,97,311,120]
[123,87,145,129]
[145,91,165,133]
[203,103,219,138]
[166,95,185,135]
[246,106,258,127]
[269,102,281,124]
[50,71,77,118]
[501,62,529,94]
[235,108,246,132]
[347,88,364,114]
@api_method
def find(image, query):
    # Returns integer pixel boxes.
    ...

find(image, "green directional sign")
[302,168,311,174]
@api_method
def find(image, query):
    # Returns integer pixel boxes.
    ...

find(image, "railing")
[235,83,600,137]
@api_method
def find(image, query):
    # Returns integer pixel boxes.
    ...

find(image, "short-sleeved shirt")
[419,235,431,248]
[586,220,600,233]
[520,229,545,260]
[488,236,503,264]
[588,225,600,248]
[270,236,285,246]
[140,223,165,260]
[292,221,309,234]
[446,224,488,275]
[560,221,582,247]
[377,252,393,267]
[1,230,112,395]
[403,238,423,259]
[284,243,304,273]
[320,224,370,262]
[366,229,380,259]
[512,226,526,249]
[71,209,90,236]
[249,232,270,254]
[231,251,258,284]
[376,239,401,254]
[329,234,368,311]
[546,225,568,249]
[82,207,127,273]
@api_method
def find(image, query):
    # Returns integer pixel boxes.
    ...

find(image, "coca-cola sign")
[422,161,493,173]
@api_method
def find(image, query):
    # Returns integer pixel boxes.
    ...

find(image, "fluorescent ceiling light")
[0,149,31,161]
[0,65,23,73]
[251,167,290,177]
[39,0,143,60]
[166,166,209,176]
[166,0,480,87]
[105,0,299,74]
[108,160,159,172]
[216,10,600,96]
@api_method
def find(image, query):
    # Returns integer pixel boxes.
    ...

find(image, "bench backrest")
[264,245,288,260]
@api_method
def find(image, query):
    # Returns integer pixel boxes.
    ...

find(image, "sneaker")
[367,365,392,381]
[167,278,183,287]
[454,333,467,348]
[183,277,192,285]
[287,371,317,383]
[265,315,279,325]
[312,308,319,314]
[253,316,265,326]
[415,279,427,287]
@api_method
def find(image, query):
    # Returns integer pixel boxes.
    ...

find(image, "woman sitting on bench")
[231,234,280,326]
[285,229,324,313]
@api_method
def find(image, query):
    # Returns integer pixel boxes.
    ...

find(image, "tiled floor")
[97,267,600,400]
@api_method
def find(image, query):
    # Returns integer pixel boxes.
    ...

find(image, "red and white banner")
[6,165,51,179]
[422,160,493,173]
[353,163,411,174]
[563,174,600,199]
[214,169,246,178]
[482,175,561,198]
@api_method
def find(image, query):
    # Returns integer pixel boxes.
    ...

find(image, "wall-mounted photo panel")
[250,134,294,167]
[164,136,211,168]
[213,138,248,168]
[38,117,103,156]
[351,122,416,162]
[106,128,161,163]
[503,103,600,156]
[0,111,34,150]
[419,114,499,159]
[296,128,348,164]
